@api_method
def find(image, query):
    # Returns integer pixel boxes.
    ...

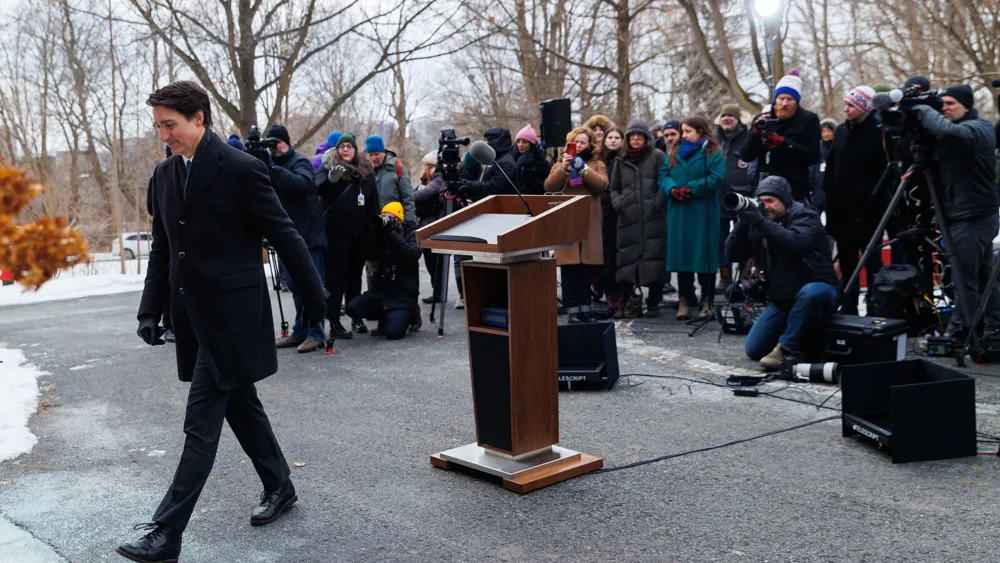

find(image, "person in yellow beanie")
[343,201,422,339]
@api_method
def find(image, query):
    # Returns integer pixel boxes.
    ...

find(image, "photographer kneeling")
[344,202,421,340]
[726,176,841,369]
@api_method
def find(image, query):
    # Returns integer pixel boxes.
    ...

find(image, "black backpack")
[868,264,921,333]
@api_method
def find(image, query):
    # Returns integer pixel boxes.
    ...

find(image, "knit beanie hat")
[337,132,357,149]
[662,120,681,133]
[226,134,244,151]
[942,85,975,110]
[267,124,290,145]
[422,151,438,166]
[381,201,404,223]
[365,135,386,153]
[774,69,803,103]
[514,124,538,145]
[326,131,342,147]
[844,86,876,115]
[720,104,741,119]
[903,76,931,94]
[820,119,837,132]
[625,119,652,139]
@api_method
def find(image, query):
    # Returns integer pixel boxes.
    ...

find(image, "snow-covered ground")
[0,347,47,462]
[0,257,146,308]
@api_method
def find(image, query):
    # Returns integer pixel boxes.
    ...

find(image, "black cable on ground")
[594,416,840,474]
[619,372,843,412]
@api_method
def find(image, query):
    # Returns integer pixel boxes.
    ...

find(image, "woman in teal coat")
[658,116,726,320]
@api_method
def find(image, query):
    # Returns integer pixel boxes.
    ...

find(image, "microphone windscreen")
[993,79,1000,88]
[470,140,496,166]
[872,92,894,112]
[889,89,904,103]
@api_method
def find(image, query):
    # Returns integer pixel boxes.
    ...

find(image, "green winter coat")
[658,145,726,274]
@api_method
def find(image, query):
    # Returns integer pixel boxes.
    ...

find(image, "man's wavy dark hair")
[146,81,212,128]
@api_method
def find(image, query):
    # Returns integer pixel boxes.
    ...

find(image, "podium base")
[431,443,602,494]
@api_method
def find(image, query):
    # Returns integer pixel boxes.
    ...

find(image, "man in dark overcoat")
[116,81,326,563]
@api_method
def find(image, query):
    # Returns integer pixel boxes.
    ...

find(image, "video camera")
[437,126,470,191]
[876,85,943,136]
[727,276,767,303]
[245,125,280,152]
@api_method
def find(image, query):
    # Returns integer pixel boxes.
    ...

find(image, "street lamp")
[754,0,782,100]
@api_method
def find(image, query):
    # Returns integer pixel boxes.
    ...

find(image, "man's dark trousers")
[152,348,290,531]
[947,214,1000,335]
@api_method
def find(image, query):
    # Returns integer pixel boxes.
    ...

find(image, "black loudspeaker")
[557,321,619,390]
[539,98,572,148]
[841,359,977,463]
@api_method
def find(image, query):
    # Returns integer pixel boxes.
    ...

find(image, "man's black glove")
[737,204,765,228]
[137,316,167,346]
[302,289,329,325]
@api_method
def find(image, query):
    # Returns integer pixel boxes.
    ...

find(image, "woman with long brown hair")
[658,116,726,320]
[545,126,609,323]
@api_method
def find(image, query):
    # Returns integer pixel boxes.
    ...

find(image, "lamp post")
[755,0,782,101]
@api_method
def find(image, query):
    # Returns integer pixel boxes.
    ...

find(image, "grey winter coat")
[609,146,667,286]
[914,106,998,222]
[374,151,416,225]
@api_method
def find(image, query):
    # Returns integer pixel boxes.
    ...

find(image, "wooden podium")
[418,195,603,493]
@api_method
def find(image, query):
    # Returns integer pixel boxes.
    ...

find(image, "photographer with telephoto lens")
[725,176,841,370]
[344,202,422,340]
[911,84,1000,341]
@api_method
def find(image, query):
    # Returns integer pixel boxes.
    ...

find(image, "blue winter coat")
[658,145,726,274]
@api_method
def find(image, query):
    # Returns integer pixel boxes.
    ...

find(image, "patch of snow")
[146,450,166,457]
[0,347,47,462]
[68,365,90,371]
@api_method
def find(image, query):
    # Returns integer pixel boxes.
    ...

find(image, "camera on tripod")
[437,126,470,192]
[727,276,768,303]
[245,125,279,152]
[877,86,943,136]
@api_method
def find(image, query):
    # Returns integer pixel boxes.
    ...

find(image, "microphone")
[992,79,1000,88]
[469,140,533,217]
[872,89,904,112]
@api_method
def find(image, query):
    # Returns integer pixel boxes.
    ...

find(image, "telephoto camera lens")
[724,192,758,212]
[792,362,839,384]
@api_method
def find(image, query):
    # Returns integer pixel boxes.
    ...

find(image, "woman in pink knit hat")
[512,124,551,194]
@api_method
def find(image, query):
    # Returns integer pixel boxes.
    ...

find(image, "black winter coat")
[138,130,325,391]
[742,107,821,202]
[609,146,667,286]
[914,106,999,221]
[315,166,381,237]
[726,177,838,308]
[271,148,327,249]
[462,127,519,200]
[822,116,888,238]
[512,144,550,194]
[716,123,751,218]
[366,222,422,311]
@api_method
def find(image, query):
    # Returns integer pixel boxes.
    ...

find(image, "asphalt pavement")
[0,272,998,562]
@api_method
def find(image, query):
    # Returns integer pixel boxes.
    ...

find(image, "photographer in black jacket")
[741,70,821,203]
[726,176,841,370]
[345,202,422,340]
[252,124,327,353]
[823,86,888,316]
[913,85,1000,340]
[716,105,751,291]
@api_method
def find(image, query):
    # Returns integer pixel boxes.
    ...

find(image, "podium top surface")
[416,195,589,256]
[428,214,532,245]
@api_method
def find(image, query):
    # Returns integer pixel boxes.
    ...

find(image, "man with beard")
[264,124,328,353]
[726,176,840,369]
[741,69,822,203]
[715,105,750,291]
[823,86,889,316]
[913,85,1000,343]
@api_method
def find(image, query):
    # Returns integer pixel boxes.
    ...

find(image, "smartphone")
[566,144,577,158]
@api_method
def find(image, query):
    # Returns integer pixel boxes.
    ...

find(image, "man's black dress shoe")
[116,522,181,563]
[250,480,298,526]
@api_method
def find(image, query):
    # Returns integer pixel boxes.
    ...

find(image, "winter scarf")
[679,138,706,160]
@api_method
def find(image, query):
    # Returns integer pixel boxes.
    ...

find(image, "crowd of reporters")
[203,69,998,370]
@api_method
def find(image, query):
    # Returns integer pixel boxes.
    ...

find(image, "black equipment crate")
[557,322,619,390]
[841,359,976,463]
[824,315,907,365]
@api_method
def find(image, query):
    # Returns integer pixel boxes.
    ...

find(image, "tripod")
[427,181,467,338]
[265,245,289,338]
[842,149,976,365]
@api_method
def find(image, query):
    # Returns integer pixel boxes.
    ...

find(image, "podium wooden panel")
[419,195,603,493]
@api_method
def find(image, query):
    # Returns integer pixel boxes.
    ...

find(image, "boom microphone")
[469,140,533,217]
